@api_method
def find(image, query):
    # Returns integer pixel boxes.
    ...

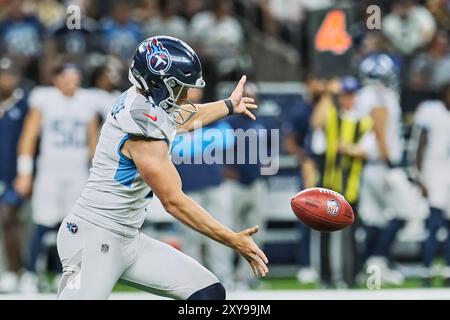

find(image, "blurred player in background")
[0,57,28,293]
[14,64,99,293]
[224,82,268,289]
[56,36,267,300]
[309,76,372,287]
[414,82,450,286]
[356,53,406,285]
[173,88,235,290]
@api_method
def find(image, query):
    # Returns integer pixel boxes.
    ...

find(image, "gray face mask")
[159,76,206,125]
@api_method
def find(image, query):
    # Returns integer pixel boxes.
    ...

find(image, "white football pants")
[56,214,219,300]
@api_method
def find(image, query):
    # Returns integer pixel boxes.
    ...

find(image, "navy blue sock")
[25,224,52,273]
[187,283,226,300]
[373,219,405,257]
[445,219,450,266]
[297,222,311,267]
[363,226,381,263]
[422,208,444,267]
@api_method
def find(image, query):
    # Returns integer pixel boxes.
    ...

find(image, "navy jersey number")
[111,93,127,120]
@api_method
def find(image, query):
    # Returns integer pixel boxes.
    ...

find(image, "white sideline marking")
[1,289,450,300]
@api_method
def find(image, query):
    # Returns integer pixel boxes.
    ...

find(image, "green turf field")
[110,277,449,292]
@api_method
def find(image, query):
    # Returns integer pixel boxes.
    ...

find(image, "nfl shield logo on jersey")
[326,199,340,216]
[146,38,172,75]
[101,244,109,254]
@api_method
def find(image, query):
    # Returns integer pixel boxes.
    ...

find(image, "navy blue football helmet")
[128,36,206,124]
[358,53,400,91]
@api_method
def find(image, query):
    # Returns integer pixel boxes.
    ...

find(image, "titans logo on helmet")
[146,38,172,75]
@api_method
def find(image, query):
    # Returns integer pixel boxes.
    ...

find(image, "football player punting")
[56,36,268,300]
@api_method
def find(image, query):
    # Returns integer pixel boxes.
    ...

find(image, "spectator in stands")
[252,0,334,35]
[0,57,28,293]
[101,0,142,63]
[383,0,436,57]
[143,0,187,40]
[0,0,45,82]
[426,0,450,32]
[179,0,206,23]
[408,29,450,92]
[190,0,244,80]
[133,0,159,24]
[256,0,333,46]
[25,0,65,29]
[414,83,450,286]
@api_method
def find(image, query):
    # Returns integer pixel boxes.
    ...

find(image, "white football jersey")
[415,100,450,169]
[29,87,98,174]
[73,87,177,237]
[355,84,403,164]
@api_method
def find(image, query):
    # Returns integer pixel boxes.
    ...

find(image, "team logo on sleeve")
[146,38,172,75]
[326,199,340,216]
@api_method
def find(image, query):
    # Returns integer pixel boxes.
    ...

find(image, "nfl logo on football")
[326,199,340,216]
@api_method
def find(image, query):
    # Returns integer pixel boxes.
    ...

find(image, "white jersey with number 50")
[29,87,98,174]
[73,87,177,237]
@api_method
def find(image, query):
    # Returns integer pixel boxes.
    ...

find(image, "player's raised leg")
[120,232,224,300]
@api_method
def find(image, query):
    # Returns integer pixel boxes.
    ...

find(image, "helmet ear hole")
[150,80,161,90]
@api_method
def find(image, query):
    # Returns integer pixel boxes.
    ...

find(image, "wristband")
[224,99,234,116]
[17,155,34,176]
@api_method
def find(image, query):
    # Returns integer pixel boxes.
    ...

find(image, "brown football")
[291,188,354,232]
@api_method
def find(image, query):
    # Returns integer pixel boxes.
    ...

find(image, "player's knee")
[187,282,226,300]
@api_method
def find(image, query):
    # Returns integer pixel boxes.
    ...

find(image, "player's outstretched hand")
[232,225,269,277]
[229,75,258,120]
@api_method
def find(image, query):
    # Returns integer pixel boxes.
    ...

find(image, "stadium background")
[0,0,449,299]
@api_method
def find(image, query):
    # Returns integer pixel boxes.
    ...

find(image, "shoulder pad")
[111,88,176,142]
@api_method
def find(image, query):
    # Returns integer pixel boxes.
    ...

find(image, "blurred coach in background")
[0,57,28,293]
